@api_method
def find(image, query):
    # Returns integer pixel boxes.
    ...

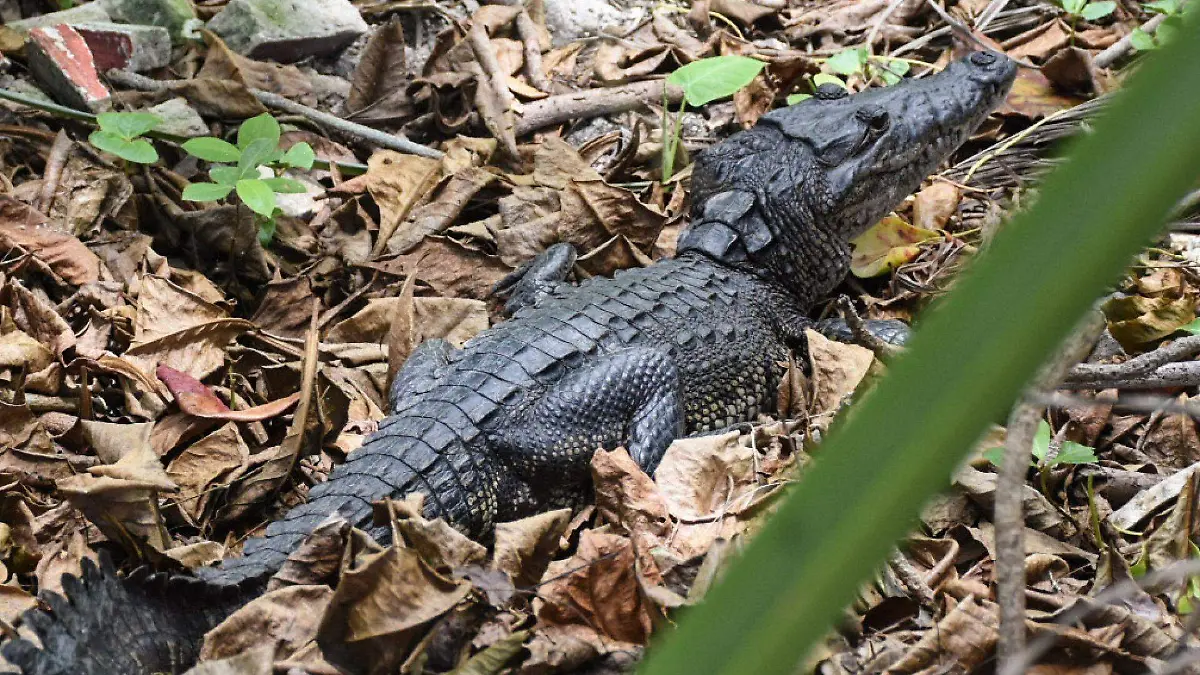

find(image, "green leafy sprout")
[984,419,1098,496]
[181,113,315,245]
[1057,0,1118,44]
[785,48,912,105]
[662,55,767,182]
[89,112,163,166]
[1132,0,1188,51]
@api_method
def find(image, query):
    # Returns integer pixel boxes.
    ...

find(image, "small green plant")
[181,113,315,245]
[984,419,1098,495]
[1057,0,1118,44]
[89,112,163,166]
[662,55,766,182]
[1132,0,1187,51]
[784,48,911,105]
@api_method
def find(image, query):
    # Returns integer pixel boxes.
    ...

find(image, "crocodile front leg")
[491,243,577,315]
[490,347,683,517]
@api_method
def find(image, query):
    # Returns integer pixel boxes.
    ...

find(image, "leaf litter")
[2,0,1200,672]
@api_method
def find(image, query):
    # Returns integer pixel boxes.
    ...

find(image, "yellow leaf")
[850,214,939,278]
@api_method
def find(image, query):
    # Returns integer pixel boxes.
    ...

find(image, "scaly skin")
[3,52,1016,675]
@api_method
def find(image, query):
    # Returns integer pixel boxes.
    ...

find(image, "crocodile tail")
[2,553,252,675]
[201,400,499,586]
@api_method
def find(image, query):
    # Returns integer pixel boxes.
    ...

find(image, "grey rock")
[7,3,112,33]
[97,0,196,42]
[148,97,209,137]
[206,0,368,62]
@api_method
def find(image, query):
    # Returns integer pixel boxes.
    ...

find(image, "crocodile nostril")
[970,51,997,67]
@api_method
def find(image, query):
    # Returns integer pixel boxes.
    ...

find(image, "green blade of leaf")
[667,55,767,107]
[257,216,277,246]
[235,178,278,217]
[638,17,1200,675]
[261,177,309,194]
[1031,419,1052,461]
[1130,27,1158,51]
[1062,0,1087,14]
[113,138,159,164]
[812,73,847,89]
[280,142,315,169]
[1145,0,1179,15]
[785,93,812,105]
[89,130,131,156]
[826,47,867,76]
[1053,443,1098,465]
[237,138,278,179]
[96,111,162,140]
[183,137,242,163]
[1081,1,1116,21]
[209,166,241,186]
[182,182,234,202]
[237,113,281,150]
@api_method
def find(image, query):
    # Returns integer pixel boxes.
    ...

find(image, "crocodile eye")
[867,110,889,132]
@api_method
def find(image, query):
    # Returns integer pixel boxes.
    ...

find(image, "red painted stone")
[73,25,134,72]
[26,24,109,110]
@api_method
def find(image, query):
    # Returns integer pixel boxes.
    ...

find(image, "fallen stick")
[105,69,443,159]
[516,79,684,136]
[1094,12,1168,69]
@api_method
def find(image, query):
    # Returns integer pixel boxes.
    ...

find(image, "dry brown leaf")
[805,328,875,417]
[383,238,513,300]
[1140,401,1200,471]
[850,214,939,278]
[389,498,488,572]
[386,167,496,254]
[884,597,998,673]
[536,530,653,644]
[575,235,655,277]
[329,296,488,348]
[0,584,37,625]
[157,365,300,422]
[492,508,571,588]
[57,432,177,553]
[593,43,671,84]
[0,402,72,482]
[591,448,671,540]
[1007,20,1071,61]
[248,277,316,339]
[0,308,53,373]
[521,623,640,675]
[999,67,1085,119]
[1101,294,1195,353]
[198,30,315,104]
[201,585,334,663]
[318,544,473,672]
[342,151,442,256]
[269,517,352,590]
[912,181,962,230]
[186,645,274,675]
[166,423,250,523]
[0,196,101,285]
[347,16,410,116]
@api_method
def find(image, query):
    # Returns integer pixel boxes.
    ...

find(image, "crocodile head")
[679,51,1017,301]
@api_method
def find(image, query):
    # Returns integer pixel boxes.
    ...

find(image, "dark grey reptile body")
[3,52,1016,675]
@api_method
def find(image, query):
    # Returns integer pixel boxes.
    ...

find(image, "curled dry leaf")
[166,423,250,524]
[0,196,100,285]
[0,308,53,373]
[157,365,300,422]
[492,508,571,588]
[347,15,411,118]
[885,597,998,673]
[57,432,178,554]
[590,448,670,540]
[317,544,473,672]
[340,150,441,256]
[388,498,488,572]
[535,530,653,645]
[185,645,274,675]
[911,181,962,231]
[268,517,352,590]
[1101,294,1196,353]
[804,329,875,418]
[201,585,334,664]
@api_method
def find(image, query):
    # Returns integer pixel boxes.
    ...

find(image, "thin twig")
[1094,12,1168,69]
[515,79,685,136]
[1066,334,1200,383]
[835,295,903,361]
[995,311,1105,673]
[104,70,443,159]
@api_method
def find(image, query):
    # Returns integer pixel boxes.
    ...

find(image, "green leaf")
[785,93,812,105]
[446,630,529,675]
[812,73,847,89]
[89,131,158,164]
[183,137,242,163]
[96,112,162,140]
[257,216,277,246]
[261,177,308,194]
[1082,0,1117,20]
[1030,419,1052,462]
[280,142,315,169]
[667,55,767,107]
[1051,442,1098,465]
[237,138,277,178]
[1146,0,1179,15]
[237,113,280,150]
[1061,0,1087,14]
[209,166,241,186]
[182,182,234,201]
[1158,15,1184,43]
[1180,317,1200,334]
[826,47,867,76]
[235,178,277,217]
[982,447,1007,467]
[638,18,1200,675]
[875,58,910,84]
[1130,27,1158,50]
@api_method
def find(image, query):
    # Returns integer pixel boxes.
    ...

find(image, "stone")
[98,0,196,42]
[25,25,110,112]
[74,22,171,72]
[148,97,209,137]
[542,0,630,45]
[7,4,112,33]
[206,0,368,62]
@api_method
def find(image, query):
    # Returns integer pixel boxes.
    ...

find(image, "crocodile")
[2,51,1016,675]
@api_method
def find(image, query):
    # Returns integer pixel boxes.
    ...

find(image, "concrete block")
[206,0,368,62]
[74,22,171,72]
